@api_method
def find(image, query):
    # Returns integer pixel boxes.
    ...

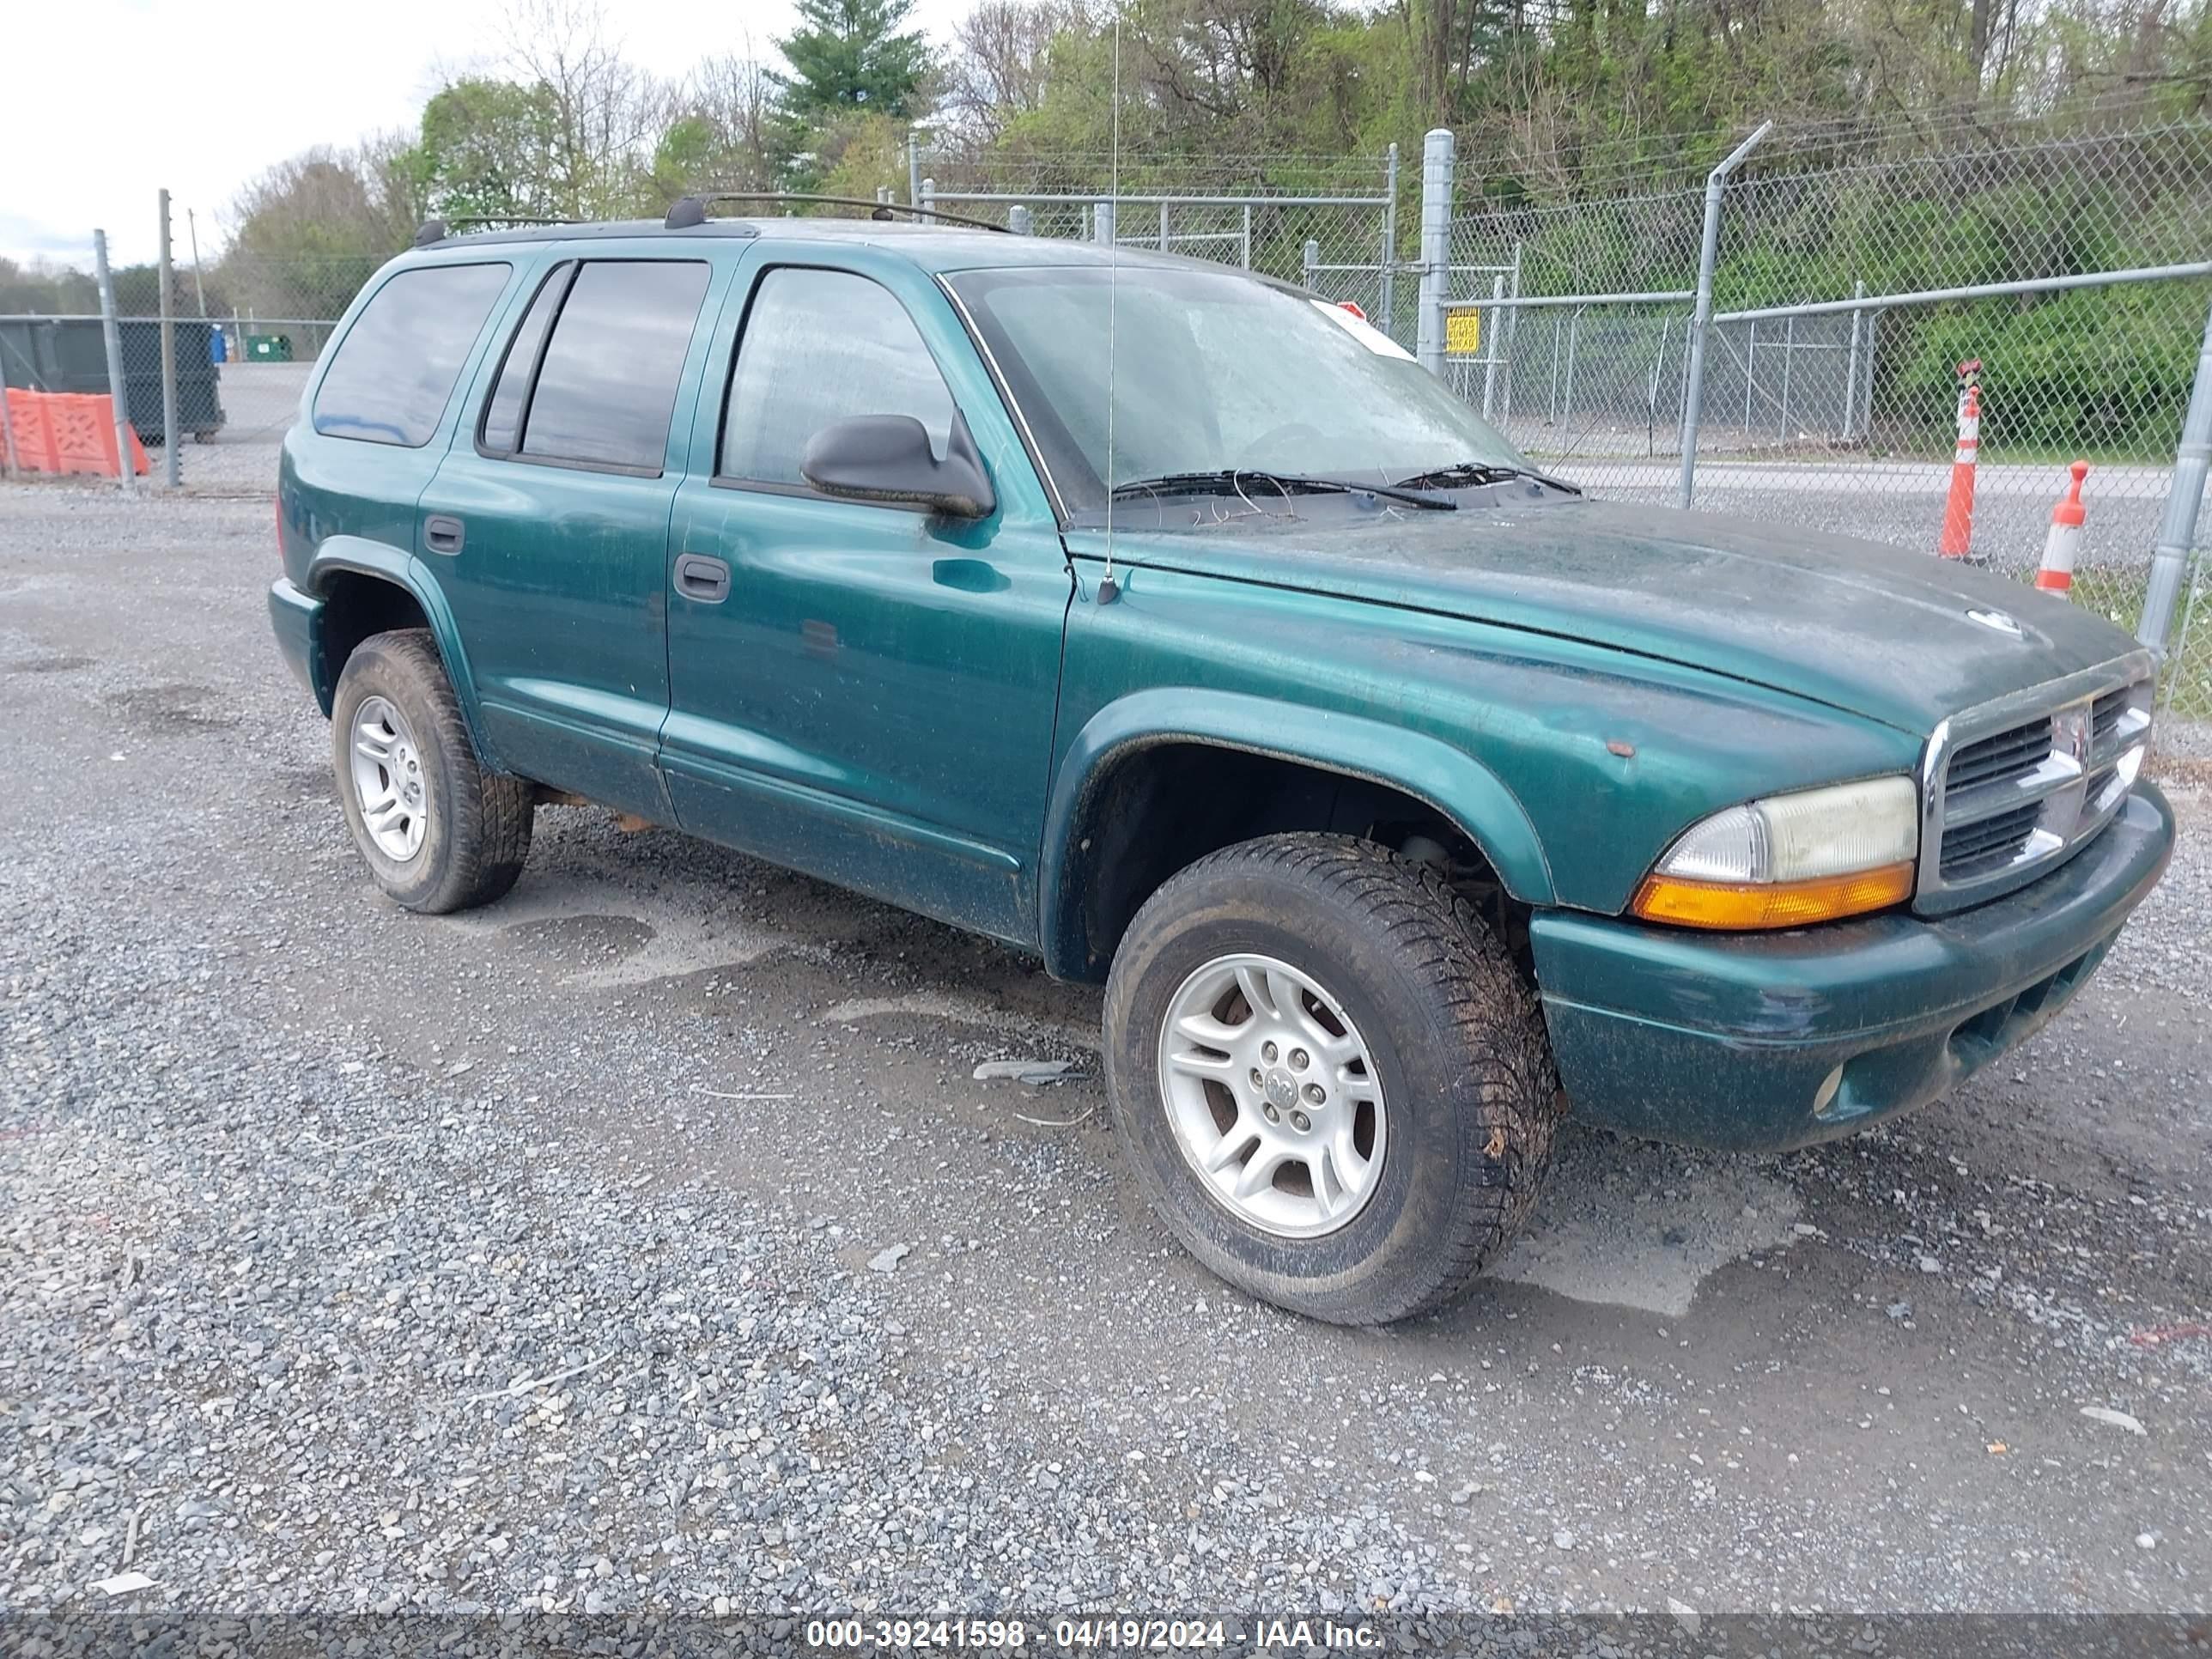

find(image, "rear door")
[418,250,724,819]
[283,258,516,576]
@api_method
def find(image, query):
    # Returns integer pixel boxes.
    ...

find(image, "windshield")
[948,264,1528,512]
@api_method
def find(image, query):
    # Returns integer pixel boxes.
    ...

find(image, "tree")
[220,143,420,325]
[493,0,672,216]
[941,0,1081,143]
[0,258,96,315]
[651,52,788,200]
[775,0,933,119]
[406,78,565,222]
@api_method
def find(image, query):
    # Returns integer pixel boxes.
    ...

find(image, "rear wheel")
[1103,833,1559,1324]
[330,629,532,914]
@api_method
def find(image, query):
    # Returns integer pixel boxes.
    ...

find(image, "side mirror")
[801,412,995,519]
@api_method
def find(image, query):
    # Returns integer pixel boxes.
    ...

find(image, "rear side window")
[720,267,954,486]
[514,261,711,471]
[479,263,572,453]
[313,263,510,447]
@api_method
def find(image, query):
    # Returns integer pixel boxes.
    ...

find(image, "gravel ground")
[2,481,2209,1630]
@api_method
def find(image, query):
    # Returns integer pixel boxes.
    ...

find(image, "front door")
[420,252,723,819]
[662,253,1072,946]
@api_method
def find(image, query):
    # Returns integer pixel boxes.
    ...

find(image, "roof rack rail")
[413,215,580,246]
[664,193,1008,234]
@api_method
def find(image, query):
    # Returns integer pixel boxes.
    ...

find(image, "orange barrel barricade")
[3,389,151,479]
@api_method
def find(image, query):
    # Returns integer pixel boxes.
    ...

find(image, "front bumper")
[1530,781,2175,1151]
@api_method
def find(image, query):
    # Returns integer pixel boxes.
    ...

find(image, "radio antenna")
[1097,3,1124,604]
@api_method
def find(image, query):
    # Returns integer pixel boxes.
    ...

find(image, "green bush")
[1893,284,2203,458]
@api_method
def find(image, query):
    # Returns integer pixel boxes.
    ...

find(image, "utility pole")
[157,189,181,487]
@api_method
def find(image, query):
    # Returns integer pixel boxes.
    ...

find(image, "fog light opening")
[1812,1064,1846,1119]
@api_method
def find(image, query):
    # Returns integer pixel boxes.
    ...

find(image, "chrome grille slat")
[1941,802,2044,879]
[1917,653,2156,915]
[1941,750,2084,829]
[1945,718,2053,793]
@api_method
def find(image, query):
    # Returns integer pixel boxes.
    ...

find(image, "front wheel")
[1103,834,1559,1324]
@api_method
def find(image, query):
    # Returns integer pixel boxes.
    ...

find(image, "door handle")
[675,553,732,603]
[423,514,465,555]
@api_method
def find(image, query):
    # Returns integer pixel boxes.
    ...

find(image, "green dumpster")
[246,334,295,362]
[0,317,226,446]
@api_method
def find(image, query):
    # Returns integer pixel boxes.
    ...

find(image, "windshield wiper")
[1109,468,1456,512]
[1389,460,1582,496]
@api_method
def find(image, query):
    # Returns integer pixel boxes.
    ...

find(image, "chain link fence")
[1446,108,2212,722]
[913,142,1410,337]
[4,117,2204,724]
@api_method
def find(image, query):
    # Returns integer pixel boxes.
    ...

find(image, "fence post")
[2138,293,2212,658]
[1480,273,1505,420]
[1779,313,1794,439]
[907,136,921,208]
[1503,240,1522,424]
[1093,199,1116,246]
[1565,307,1582,427]
[1379,142,1400,340]
[0,366,17,478]
[1415,128,1454,379]
[1241,204,1252,270]
[1743,322,1756,426]
[93,229,135,493]
[920,177,935,219]
[1304,239,1320,293]
[1548,316,1563,424]
[1158,202,1170,252]
[1842,279,1865,441]
[1678,120,1771,509]
[1008,204,1032,236]
[157,189,180,489]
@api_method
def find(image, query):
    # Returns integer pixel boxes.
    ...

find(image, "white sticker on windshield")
[1312,299,1416,361]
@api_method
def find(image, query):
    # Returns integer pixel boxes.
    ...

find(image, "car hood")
[1072,498,2144,734]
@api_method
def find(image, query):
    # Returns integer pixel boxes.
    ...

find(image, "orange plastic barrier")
[3,388,151,478]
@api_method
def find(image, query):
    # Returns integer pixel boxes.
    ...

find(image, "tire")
[1103,833,1560,1325]
[330,629,532,914]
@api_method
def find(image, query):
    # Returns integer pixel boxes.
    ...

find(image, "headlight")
[1631,776,1918,930]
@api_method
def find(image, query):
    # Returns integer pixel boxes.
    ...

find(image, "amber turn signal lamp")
[1630,860,1916,930]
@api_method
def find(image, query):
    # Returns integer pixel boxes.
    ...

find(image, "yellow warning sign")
[1444,307,1482,355]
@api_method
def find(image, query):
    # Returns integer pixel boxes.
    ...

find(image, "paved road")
[3,483,2207,1625]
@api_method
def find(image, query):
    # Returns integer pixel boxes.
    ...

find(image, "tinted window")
[521,260,710,471]
[721,268,954,485]
[480,263,572,453]
[313,263,510,447]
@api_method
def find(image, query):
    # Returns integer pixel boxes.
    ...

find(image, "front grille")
[1940,801,2042,879]
[1945,717,2052,793]
[1923,663,2154,912]
[2090,686,2130,759]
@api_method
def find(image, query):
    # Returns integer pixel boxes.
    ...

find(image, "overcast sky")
[3,0,972,270]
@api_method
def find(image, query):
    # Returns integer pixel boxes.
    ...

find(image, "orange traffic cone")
[2035,460,2088,597]
[1939,362,1981,560]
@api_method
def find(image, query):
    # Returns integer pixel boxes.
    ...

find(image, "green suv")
[270,206,2174,1325]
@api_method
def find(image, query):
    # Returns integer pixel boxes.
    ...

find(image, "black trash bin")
[0,317,226,445]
